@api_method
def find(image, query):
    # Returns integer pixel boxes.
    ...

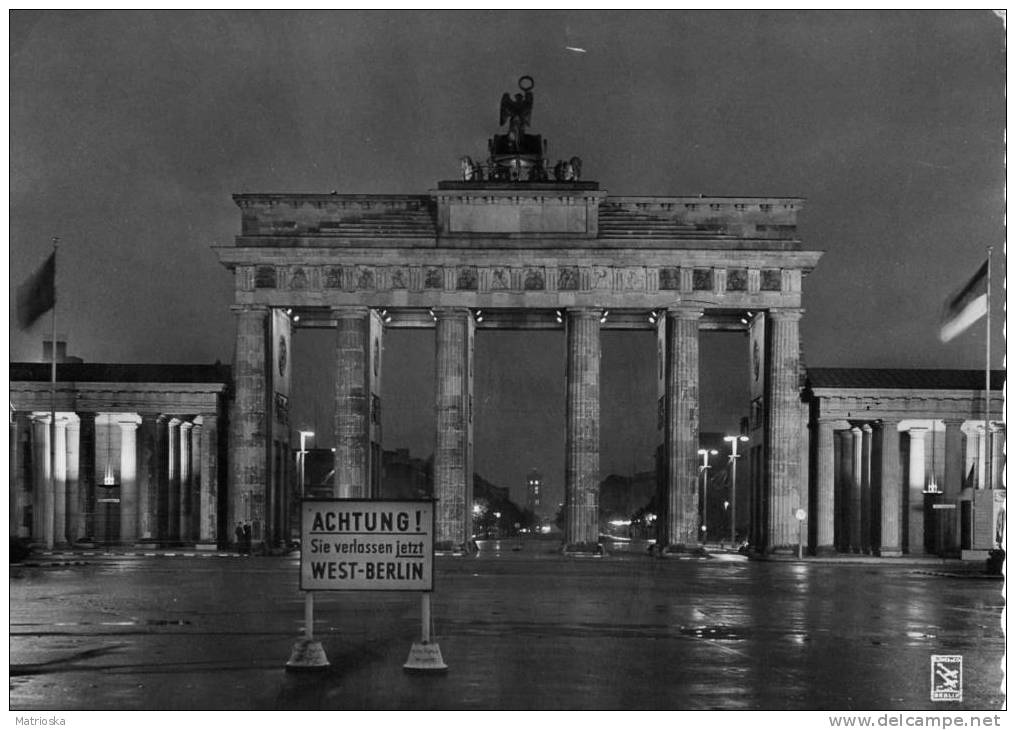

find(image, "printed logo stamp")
[930,655,963,702]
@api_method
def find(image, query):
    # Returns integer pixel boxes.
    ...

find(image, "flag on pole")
[939,259,988,342]
[16,252,56,328]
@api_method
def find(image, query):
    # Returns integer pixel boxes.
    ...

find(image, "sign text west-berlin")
[300,500,434,591]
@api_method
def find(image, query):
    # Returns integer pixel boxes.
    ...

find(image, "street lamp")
[698,448,718,543]
[723,434,749,546]
[298,430,315,498]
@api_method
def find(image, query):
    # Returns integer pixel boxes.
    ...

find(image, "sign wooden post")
[287,499,443,671]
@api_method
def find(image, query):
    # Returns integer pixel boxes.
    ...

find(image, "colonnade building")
[802,368,1004,557]
[9,362,230,549]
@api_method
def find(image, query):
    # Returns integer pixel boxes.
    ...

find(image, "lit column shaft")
[229,305,269,542]
[860,424,873,553]
[765,309,804,551]
[65,417,81,543]
[167,419,180,542]
[664,307,701,547]
[875,420,902,556]
[434,307,472,549]
[198,414,219,544]
[565,308,601,547]
[814,420,836,552]
[53,417,68,546]
[907,427,928,554]
[849,426,863,552]
[119,419,140,544]
[136,414,158,540]
[32,416,53,547]
[179,421,193,542]
[334,306,371,498]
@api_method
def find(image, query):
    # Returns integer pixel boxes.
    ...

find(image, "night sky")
[10,11,1005,508]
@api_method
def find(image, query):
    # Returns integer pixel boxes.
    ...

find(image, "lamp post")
[723,434,749,546]
[298,430,315,498]
[698,448,718,543]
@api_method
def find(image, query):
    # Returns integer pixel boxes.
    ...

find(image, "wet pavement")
[8,541,1006,711]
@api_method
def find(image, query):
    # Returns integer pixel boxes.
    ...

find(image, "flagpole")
[983,246,992,490]
[48,237,58,550]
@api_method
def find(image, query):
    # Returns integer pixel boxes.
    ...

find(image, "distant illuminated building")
[526,469,543,515]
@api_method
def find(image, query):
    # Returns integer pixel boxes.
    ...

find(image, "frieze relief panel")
[238,261,800,298]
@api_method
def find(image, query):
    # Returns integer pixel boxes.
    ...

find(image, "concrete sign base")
[403,641,448,672]
[285,638,330,671]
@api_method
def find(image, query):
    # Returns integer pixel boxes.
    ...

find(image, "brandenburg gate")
[214,79,822,554]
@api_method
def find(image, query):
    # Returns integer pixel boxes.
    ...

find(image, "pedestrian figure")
[243,522,252,555]
[234,523,244,554]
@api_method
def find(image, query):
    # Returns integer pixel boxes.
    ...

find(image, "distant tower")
[526,469,543,515]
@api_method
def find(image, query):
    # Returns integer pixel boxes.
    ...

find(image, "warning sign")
[300,499,434,591]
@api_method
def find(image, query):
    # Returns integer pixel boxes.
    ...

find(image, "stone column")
[167,419,180,542]
[975,425,987,491]
[179,421,193,542]
[874,419,902,556]
[662,307,701,549]
[198,413,219,546]
[78,413,96,540]
[989,425,1004,492]
[136,413,158,541]
[190,421,203,544]
[849,426,863,553]
[565,308,601,549]
[119,418,140,544]
[53,417,68,547]
[65,416,81,543]
[155,416,169,540]
[941,419,964,556]
[229,305,268,538]
[11,413,31,539]
[333,306,371,498]
[814,419,836,554]
[434,307,472,550]
[764,309,804,552]
[32,416,52,547]
[834,429,848,551]
[906,427,928,554]
[860,424,873,553]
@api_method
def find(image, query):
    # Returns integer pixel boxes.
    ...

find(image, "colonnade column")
[78,413,96,541]
[941,419,965,556]
[849,426,863,552]
[155,416,169,540]
[434,307,473,550]
[198,414,219,545]
[11,413,31,539]
[65,417,81,543]
[834,430,849,550]
[661,307,701,549]
[813,419,836,554]
[167,419,180,542]
[137,414,158,541]
[860,424,873,553]
[53,417,68,546]
[32,416,52,547]
[875,419,902,556]
[765,309,804,551]
[179,421,193,542]
[565,308,601,548]
[190,421,203,544]
[229,304,269,541]
[906,427,928,554]
[118,418,140,544]
[333,306,371,498]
